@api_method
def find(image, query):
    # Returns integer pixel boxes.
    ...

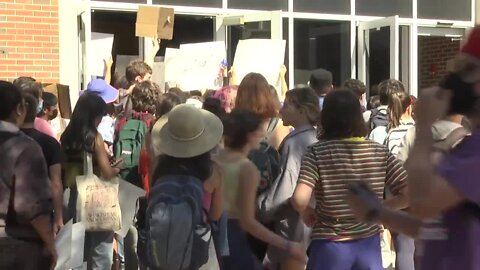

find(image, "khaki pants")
[0,237,51,270]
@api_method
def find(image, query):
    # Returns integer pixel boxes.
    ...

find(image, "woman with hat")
[149,104,225,269]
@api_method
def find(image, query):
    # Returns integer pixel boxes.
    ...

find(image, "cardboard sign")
[233,39,286,87]
[136,5,174,40]
[44,83,72,119]
[89,32,114,77]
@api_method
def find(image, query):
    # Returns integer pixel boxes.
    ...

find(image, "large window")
[356,0,412,17]
[227,0,287,11]
[294,20,350,86]
[152,0,221,8]
[418,0,471,21]
[294,0,350,14]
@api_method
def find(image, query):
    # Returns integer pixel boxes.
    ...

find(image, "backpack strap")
[433,127,470,153]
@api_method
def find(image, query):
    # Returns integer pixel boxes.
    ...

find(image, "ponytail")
[387,91,411,130]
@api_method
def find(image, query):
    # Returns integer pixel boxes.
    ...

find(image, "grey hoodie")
[396,120,467,163]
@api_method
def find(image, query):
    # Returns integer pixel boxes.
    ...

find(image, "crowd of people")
[1,24,480,270]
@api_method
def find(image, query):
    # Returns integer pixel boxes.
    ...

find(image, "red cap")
[461,26,480,60]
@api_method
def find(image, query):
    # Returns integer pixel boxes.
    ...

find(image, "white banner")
[89,32,114,77]
[233,39,286,87]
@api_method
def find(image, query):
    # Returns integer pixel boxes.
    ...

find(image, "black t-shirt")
[21,128,63,168]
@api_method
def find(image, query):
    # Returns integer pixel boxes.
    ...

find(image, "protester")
[291,90,408,270]
[234,73,282,261]
[143,104,224,270]
[35,91,58,139]
[203,96,226,119]
[116,59,153,117]
[214,85,238,113]
[384,93,416,155]
[308,69,333,110]
[84,79,119,154]
[263,87,320,270]
[0,81,56,270]
[343,78,367,112]
[215,109,306,269]
[168,86,189,103]
[61,93,121,269]
[21,94,64,235]
[369,79,406,143]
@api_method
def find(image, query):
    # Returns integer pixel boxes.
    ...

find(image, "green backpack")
[115,119,147,187]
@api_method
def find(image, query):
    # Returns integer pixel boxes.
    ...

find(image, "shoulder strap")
[434,127,469,152]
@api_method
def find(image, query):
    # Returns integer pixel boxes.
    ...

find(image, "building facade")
[1,0,479,106]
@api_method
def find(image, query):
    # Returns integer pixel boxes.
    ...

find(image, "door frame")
[357,16,399,92]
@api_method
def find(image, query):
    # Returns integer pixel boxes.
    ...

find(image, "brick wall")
[0,0,59,83]
[418,36,460,89]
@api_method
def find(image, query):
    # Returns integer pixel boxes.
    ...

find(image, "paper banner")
[164,41,226,91]
[89,32,114,77]
[55,220,86,270]
[115,179,146,237]
[233,39,286,87]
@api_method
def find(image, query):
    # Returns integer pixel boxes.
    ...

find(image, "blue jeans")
[307,234,382,270]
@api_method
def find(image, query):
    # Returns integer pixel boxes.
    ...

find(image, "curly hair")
[343,79,367,99]
[131,81,160,114]
[235,73,278,120]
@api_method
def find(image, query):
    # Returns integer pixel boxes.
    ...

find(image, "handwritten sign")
[233,39,286,86]
[164,41,226,92]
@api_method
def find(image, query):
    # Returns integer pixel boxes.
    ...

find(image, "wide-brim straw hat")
[151,104,223,158]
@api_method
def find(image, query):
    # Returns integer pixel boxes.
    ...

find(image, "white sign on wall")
[89,32,114,77]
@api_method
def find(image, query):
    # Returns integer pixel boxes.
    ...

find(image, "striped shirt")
[298,139,407,241]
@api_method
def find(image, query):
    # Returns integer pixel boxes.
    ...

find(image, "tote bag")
[76,152,122,231]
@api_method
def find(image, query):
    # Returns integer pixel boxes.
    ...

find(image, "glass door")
[357,16,399,96]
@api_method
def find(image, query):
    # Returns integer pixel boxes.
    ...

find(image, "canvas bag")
[76,152,122,231]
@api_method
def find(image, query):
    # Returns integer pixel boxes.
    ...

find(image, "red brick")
[1,59,17,65]
[33,11,49,17]
[15,10,34,16]
[23,4,42,10]
[0,9,16,15]
[43,66,57,71]
[0,22,16,29]
[0,72,22,77]
[25,17,43,23]
[17,59,34,65]
[0,34,15,40]
[34,23,50,30]
[25,53,43,59]
[15,22,35,29]
[35,60,51,65]
[8,53,26,59]
[33,35,50,42]
[42,30,57,36]
[41,5,57,11]
[8,65,26,71]
[16,35,34,41]
[6,4,24,9]
[42,17,57,24]
[25,29,41,35]
[34,72,51,77]
[8,16,25,22]
[25,41,39,47]
[42,42,58,48]
[6,41,25,47]
[34,47,51,53]
[42,53,58,60]
[17,47,34,53]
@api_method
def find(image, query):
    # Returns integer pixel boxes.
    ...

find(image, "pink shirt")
[34,117,57,140]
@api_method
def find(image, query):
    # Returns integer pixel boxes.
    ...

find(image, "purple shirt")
[421,131,480,270]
